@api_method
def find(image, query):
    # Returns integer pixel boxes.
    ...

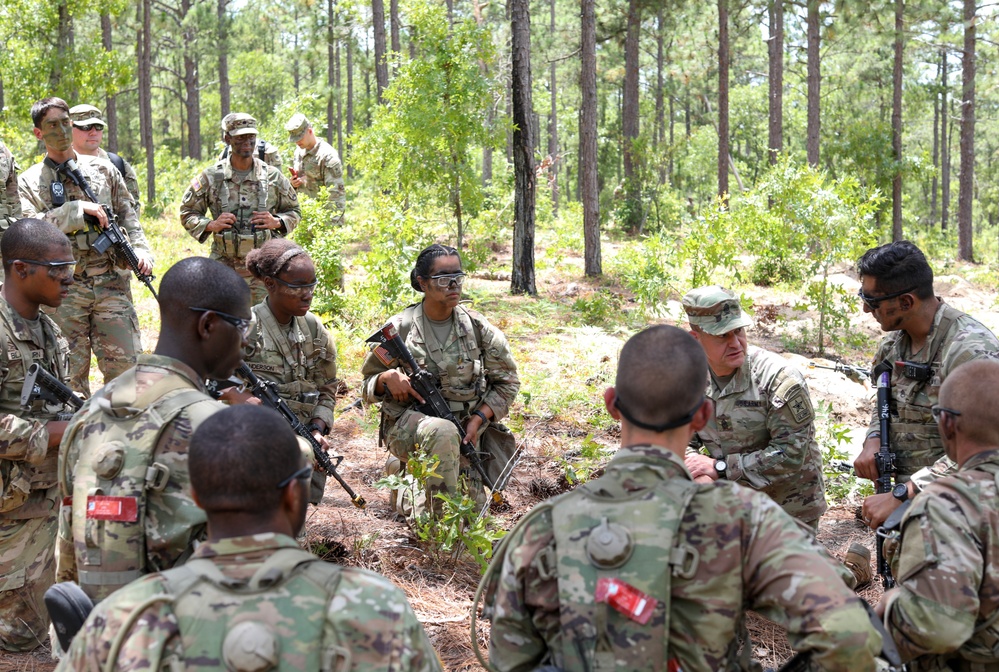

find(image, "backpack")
[106,151,127,179]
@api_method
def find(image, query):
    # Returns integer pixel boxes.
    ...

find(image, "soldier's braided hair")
[245,238,310,281]
[190,405,302,514]
[1,218,71,269]
[857,241,934,300]
[410,243,460,292]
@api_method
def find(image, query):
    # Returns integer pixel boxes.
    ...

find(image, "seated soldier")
[57,405,442,671]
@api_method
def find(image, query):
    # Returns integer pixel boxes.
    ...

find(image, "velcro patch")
[190,176,203,192]
[86,495,139,522]
[786,392,813,424]
[373,345,395,368]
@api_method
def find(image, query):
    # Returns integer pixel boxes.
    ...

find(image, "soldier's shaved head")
[939,359,999,448]
[158,257,250,320]
[190,405,304,515]
[1,218,71,269]
[615,325,707,430]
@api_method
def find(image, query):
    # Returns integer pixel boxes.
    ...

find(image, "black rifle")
[60,158,158,301]
[807,361,871,383]
[366,322,502,502]
[234,362,365,508]
[874,367,896,590]
[20,363,84,420]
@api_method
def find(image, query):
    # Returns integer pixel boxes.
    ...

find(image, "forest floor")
[2,234,997,672]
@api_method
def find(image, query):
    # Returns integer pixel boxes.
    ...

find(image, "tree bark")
[621,0,642,231]
[806,0,820,167]
[931,48,941,224]
[101,13,118,153]
[327,0,336,144]
[372,0,388,102]
[941,49,950,230]
[218,0,231,120]
[346,32,354,178]
[336,40,343,156]
[390,0,401,57]
[768,0,783,164]
[957,0,975,261]
[139,0,155,202]
[51,1,76,97]
[718,0,730,198]
[580,0,600,276]
[511,0,536,294]
[891,0,903,241]
[548,0,558,213]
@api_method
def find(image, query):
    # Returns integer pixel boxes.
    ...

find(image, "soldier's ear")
[604,387,620,419]
[690,398,714,432]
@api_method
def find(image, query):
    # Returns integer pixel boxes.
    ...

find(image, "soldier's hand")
[290,174,305,189]
[854,436,881,481]
[378,370,425,404]
[81,202,109,229]
[861,491,902,529]
[685,453,719,481]
[218,386,261,406]
[250,211,282,230]
[136,254,153,276]
[206,212,236,233]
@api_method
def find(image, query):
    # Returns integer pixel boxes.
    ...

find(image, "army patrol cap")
[285,113,311,142]
[228,113,258,137]
[682,286,753,335]
[221,113,237,133]
[69,104,107,129]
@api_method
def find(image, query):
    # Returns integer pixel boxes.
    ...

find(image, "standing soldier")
[68,104,141,212]
[0,137,23,282]
[286,113,346,219]
[181,114,300,305]
[878,359,999,669]
[0,218,74,652]
[18,97,154,395]
[218,113,283,168]
[854,241,999,529]
[475,325,884,671]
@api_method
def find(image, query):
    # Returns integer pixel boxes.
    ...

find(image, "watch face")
[892,483,908,500]
[714,460,727,473]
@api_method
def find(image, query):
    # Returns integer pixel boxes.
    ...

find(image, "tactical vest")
[0,311,68,512]
[207,160,274,259]
[498,456,699,671]
[120,547,349,672]
[887,304,960,475]
[246,309,328,422]
[65,370,210,601]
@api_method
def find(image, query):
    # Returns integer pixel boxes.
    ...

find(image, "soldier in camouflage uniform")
[854,241,999,529]
[475,325,883,671]
[242,239,339,505]
[218,112,283,168]
[0,138,23,283]
[361,244,520,516]
[286,113,346,215]
[18,97,154,395]
[181,114,300,305]
[878,359,999,670]
[682,286,828,527]
[56,405,442,672]
[0,219,75,651]
[69,104,141,211]
[56,258,251,603]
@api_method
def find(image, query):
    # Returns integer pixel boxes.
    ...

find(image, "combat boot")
[844,542,872,590]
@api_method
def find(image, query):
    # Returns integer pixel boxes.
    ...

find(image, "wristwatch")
[892,482,909,503]
[714,459,728,479]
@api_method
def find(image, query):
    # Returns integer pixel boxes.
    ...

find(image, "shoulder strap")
[257,140,266,161]
[106,152,127,179]
[396,303,420,343]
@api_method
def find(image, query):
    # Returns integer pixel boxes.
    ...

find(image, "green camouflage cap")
[68,104,107,128]
[682,286,752,335]
[228,113,258,137]
[285,113,311,142]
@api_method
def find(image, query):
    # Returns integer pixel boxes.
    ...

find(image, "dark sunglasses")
[276,464,313,489]
[77,124,103,133]
[857,286,916,310]
[189,307,251,337]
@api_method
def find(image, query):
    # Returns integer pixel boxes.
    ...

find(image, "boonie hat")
[228,113,258,137]
[285,113,311,142]
[682,286,753,335]
[68,104,107,129]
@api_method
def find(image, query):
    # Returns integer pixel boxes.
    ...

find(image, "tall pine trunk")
[941,50,950,230]
[101,13,118,153]
[372,0,388,102]
[510,0,536,294]
[957,0,975,261]
[768,0,783,164]
[806,0,820,167]
[218,0,230,120]
[580,0,600,276]
[891,0,903,241]
[622,0,642,230]
[548,0,558,213]
[718,0,730,198]
[139,0,155,201]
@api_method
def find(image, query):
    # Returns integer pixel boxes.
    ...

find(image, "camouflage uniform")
[18,152,152,393]
[868,302,999,487]
[292,140,345,210]
[244,300,338,504]
[361,303,519,514]
[0,139,21,283]
[883,450,999,670]
[56,354,223,601]
[479,444,883,671]
[0,296,71,651]
[691,346,828,525]
[55,532,442,672]
[91,148,141,212]
[179,157,300,305]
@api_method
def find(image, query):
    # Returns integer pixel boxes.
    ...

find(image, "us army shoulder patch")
[786,390,813,424]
